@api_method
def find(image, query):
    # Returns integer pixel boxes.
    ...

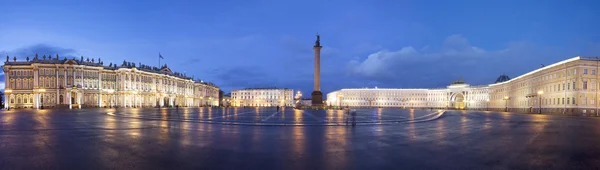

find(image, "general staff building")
[327,56,600,115]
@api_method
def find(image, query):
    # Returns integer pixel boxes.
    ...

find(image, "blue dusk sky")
[1,0,599,94]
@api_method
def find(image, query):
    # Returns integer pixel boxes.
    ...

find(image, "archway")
[450,92,465,109]
[163,97,169,107]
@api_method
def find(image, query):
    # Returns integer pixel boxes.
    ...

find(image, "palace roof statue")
[3,54,218,88]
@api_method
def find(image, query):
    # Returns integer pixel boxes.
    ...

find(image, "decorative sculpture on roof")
[26,56,29,62]
[91,58,94,62]
[43,55,47,60]
[6,56,8,62]
[81,56,84,62]
[49,55,52,60]
[13,56,16,62]
[109,63,113,67]
[56,54,59,59]
[86,58,90,62]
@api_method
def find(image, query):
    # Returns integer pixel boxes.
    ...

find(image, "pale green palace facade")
[2,55,219,109]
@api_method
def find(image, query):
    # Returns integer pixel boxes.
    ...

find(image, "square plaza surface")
[1,108,600,169]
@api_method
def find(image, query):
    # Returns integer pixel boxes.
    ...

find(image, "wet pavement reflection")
[0,108,599,169]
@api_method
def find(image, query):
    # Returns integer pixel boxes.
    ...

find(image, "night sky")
[1,0,599,95]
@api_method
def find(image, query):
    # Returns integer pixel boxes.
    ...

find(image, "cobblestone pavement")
[0,108,599,170]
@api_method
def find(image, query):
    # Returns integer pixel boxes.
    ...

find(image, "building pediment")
[64,59,79,65]
[159,65,173,74]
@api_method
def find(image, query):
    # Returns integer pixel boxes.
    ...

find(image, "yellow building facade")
[231,88,294,107]
[2,55,219,109]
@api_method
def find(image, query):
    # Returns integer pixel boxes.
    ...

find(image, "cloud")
[209,66,276,91]
[1,44,79,59]
[345,34,572,88]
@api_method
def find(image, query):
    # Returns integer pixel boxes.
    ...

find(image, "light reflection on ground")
[106,107,442,126]
[0,108,599,169]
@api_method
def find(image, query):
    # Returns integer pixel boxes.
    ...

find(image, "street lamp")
[503,96,509,112]
[537,90,544,114]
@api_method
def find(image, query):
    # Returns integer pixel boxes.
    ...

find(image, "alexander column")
[311,34,324,107]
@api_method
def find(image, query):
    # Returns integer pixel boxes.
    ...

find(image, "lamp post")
[503,96,509,112]
[537,90,544,114]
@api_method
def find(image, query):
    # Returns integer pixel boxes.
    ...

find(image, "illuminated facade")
[2,55,219,109]
[328,56,600,115]
[327,79,489,110]
[231,88,294,107]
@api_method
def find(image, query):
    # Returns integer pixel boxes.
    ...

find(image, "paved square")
[1,108,600,169]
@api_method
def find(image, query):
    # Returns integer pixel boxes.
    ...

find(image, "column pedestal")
[311,91,323,107]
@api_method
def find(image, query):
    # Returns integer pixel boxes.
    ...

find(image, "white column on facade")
[78,93,82,109]
[121,94,127,107]
[4,70,9,109]
[64,68,67,87]
[98,71,102,107]
[4,93,8,109]
[33,68,38,88]
[80,69,84,88]
[68,91,72,109]
[98,94,103,107]
[72,68,75,87]
[35,93,40,109]
[56,69,59,105]
[160,96,164,107]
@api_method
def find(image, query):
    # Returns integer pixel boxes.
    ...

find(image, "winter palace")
[2,55,220,109]
[327,56,600,115]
